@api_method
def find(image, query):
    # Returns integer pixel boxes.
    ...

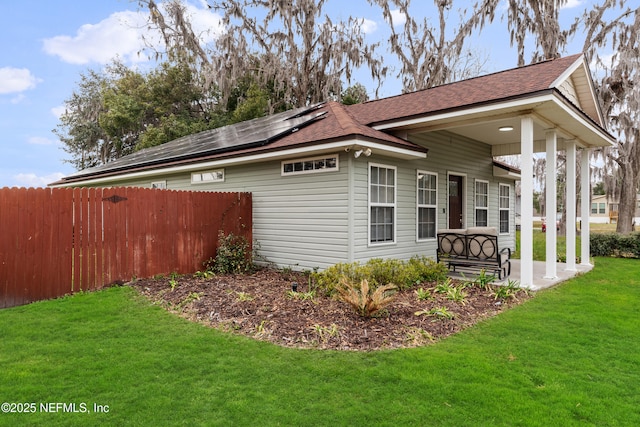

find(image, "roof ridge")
[357,53,583,106]
[326,100,367,133]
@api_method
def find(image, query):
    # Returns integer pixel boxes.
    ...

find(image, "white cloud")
[42,11,152,65]
[390,9,407,27]
[13,172,65,188]
[0,67,41,94]
[359,18,378,34]
[10,94,27,104]
[28,136,57,146]
[51,105,67,119]
[561,0,584,9]
[42,4,223,66]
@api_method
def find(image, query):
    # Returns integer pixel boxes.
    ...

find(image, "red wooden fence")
[0,187,252,308]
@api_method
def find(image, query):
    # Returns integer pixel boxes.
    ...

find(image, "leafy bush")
[204,231,253,274]
[590,233,640,258]
[336,278,397,318]
[312,257,449,294]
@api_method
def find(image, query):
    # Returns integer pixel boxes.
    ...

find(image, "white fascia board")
[52,139,426,187]
[550,56,606,126]
[371,94,554,131]
[493,165,521,180]
[549,55,584,89]
[552,93,615,147]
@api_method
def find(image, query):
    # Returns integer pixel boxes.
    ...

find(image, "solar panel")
[64,103,326,179]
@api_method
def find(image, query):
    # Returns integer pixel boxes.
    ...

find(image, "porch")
[507,259,593,290]
[446,259,593,291]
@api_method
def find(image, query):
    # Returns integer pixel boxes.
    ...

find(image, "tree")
[54,69,113,170]
[141,0,385,109]
[582,2,639,234]
[504,0,577,67]
[341,83,369,105]
[502,0,639,234]
[593,181,605,196]
[56,61,222,168]
[368,0,496,92]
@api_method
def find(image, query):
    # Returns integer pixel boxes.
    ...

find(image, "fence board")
[0,187,252,308]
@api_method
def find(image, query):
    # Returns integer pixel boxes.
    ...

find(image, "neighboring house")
[590,194,640,224]
[51,54,615,287]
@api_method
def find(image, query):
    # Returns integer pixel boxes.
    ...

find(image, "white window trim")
[499,183,511,234]
[368,162,397,246]
[191,169,225,184]
[475,179,489,227]
[151,180,167,189]
[416,170,438,242]
[281,154,339,176]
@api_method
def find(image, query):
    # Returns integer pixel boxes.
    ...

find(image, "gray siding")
[348,130,516,265]
[98,155,350,271]
[84,130,515,270]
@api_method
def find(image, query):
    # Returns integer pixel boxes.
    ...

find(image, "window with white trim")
[151,181,167,189]
[282,155,338,175]
[369,164,396,244]
[417,171,437,240]
[475,180,489,227]
[499,184,510,234]
[191,169,224,184]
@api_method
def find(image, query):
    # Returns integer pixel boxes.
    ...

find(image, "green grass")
[514,229,582,261]
[1,258,639,426]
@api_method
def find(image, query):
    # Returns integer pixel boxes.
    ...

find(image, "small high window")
[282,155,338,175]
[192,169,224,184]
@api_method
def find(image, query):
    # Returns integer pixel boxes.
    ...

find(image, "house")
[590,193,640,224]
[51,54,615,288]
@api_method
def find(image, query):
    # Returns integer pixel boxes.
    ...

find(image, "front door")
[448,175,464,229]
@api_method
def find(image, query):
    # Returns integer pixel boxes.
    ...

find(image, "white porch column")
[520,116,534,288]
[545,130,557,279]
[581,149,592,265]
[566,140,577,271]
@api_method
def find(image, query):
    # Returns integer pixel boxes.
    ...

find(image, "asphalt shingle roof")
[347,54,583,126]
[54,54,587,184]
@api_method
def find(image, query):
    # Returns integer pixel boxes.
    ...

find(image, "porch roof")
[350,54,615,155]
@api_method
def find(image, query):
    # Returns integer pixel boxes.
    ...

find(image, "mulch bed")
[131,268,532,351]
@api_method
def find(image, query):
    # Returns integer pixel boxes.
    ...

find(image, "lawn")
[1,257,639,426]
[513,229,581,261]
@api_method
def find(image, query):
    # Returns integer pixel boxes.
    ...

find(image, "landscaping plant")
[204,230,253,274]
[336,277,397,317]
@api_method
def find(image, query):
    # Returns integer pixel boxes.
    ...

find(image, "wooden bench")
[436,227,511,280]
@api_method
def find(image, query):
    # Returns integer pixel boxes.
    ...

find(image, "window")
[282,155,338,175]
[499,184,510,234]
[591,203,598,214]
[191,169,224,184]
[369,164,396,244]
[151,181,166,189]
[599,203,606,214]
[475,180,489,227]
[417,171,437,240]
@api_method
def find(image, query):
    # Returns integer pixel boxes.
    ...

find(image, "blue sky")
[0,0,592,188]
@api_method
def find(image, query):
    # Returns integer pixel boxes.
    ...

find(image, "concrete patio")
[506,260,593,290]
[447,260,593,291]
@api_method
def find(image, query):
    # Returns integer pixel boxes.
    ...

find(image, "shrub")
[590,233,640,258]
[205,231,253,274]
[312,257,449,294]
[336,277,397,318]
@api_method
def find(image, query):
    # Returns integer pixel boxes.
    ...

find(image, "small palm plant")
[336,277,397,317]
